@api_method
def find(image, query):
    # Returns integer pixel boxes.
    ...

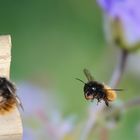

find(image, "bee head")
[84,82,97,100]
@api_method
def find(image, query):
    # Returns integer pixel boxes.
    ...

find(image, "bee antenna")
[75,78,85,84]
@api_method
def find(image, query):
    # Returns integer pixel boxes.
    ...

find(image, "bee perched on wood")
[76,69,122,106]
[0,77,23,114]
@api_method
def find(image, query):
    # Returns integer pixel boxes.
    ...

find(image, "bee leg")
[97,98,101,105]
[105,99,109,106]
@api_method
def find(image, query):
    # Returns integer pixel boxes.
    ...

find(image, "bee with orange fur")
[76,69,122,106]
[0,77,23,114]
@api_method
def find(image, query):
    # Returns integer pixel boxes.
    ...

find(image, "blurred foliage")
[0,0,139,140]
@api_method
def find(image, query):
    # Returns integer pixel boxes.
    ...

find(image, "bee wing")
[6,81,24,111]
[15,96,24,111]
[83,68,94,81]
[6,80,16,95]
[111,89,124,91]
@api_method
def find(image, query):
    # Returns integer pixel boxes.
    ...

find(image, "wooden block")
[0,35,23,140]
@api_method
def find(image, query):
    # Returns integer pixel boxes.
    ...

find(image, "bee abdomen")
[0,98,16,115]
[104,85,117,101]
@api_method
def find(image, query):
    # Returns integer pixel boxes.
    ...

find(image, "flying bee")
[0,77,23,114]
[76,69,123,106]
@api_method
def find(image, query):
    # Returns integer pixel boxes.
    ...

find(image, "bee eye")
[92,87,96,91]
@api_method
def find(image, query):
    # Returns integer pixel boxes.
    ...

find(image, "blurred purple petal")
[97,0,140,46]
[23,128,37,140]
[17,82,57,116]
[17,81,75,140]
[98,0,113,12]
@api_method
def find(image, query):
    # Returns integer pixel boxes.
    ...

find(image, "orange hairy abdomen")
[0,98,16,115]
[104,85,117,101]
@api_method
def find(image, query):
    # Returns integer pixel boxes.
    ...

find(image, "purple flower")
[97,0,140,50]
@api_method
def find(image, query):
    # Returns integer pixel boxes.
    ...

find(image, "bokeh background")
[0,0,140,140]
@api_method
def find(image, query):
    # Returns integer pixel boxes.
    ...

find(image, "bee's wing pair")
[83,68,94,81]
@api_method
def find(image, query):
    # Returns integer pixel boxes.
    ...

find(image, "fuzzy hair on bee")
[76,69,123,106]
[0,77,23,114]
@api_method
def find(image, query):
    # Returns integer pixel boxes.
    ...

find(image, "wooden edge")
[0,35,23,139]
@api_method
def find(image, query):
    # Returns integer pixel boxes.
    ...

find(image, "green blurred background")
[0,0,140,140]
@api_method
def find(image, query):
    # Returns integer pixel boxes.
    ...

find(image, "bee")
[0,77,23,114]
[76,69,122,106]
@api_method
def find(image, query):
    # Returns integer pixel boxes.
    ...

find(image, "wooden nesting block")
[0,35,23,140]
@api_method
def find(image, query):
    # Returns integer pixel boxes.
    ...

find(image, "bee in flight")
[76,69,122,106]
